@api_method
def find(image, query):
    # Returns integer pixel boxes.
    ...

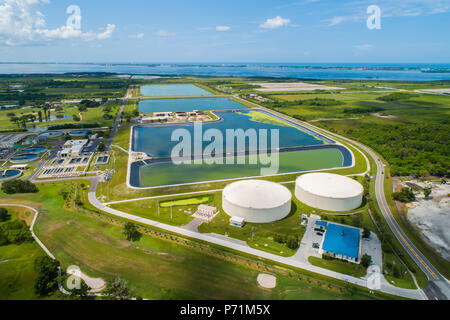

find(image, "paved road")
[234,96,450,300]
[369,147,450,300]
[106,91,129,152]
[27,138,66,181]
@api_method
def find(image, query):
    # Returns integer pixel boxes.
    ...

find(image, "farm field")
[140,84,213,96]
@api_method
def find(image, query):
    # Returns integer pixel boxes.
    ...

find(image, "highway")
[236,97,450,300]
[367,145,450,300]
[27,92,448,300]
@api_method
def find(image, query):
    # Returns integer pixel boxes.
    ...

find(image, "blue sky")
[0,0,449,62]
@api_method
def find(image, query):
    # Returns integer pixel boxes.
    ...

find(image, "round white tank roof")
[296,173,363,199]
[223,180,291,210]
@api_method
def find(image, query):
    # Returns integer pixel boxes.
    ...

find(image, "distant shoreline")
[1,62,450,80]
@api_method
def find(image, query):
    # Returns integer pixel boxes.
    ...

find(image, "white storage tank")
[295,173,363,211]
[222,180,292,223]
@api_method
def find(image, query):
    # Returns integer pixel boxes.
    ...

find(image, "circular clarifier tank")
[10,154,39,164]
[21,147,47,154]
[0,169,23,181]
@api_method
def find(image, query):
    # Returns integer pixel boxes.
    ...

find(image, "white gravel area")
[257,274,277,289]
[404,181,450,260]
[252,82,344,92]
[67,268,106,293]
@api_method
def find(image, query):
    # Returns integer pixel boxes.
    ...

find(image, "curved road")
[86,176,424,300]
[235,97,450,300]
[27,94,447,300]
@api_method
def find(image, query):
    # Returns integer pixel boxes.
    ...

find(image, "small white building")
[193,205,218,222]
[58,139,88,158]
[230,216,245,228]
[10,164,29,170]
[140,116,171,123]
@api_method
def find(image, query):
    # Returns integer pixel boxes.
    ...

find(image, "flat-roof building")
[230,216,246,228]
[319,223,361,263]
[0,133,28,149]
[58,139,88,158]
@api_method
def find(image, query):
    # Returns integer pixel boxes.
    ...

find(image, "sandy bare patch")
[372,113,398,119]
[67,268,106,293]
[252,82,344,92]
[257,273,277,289]
[402,180,450,260]
[417,88,450,94]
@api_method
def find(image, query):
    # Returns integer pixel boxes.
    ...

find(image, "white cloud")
[260,16,291,29]
[128,33,145,39]
[156,29,175,37]
[355,44,374,51]
[216,25,231,32]
[0,0,115,46]
[327,16,346,26]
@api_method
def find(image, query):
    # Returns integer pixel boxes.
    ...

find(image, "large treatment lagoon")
[130,110,353,188]
[138,97,247,113]
[132,110,328,157]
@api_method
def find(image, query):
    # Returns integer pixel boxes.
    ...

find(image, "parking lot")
[294,214,324,263]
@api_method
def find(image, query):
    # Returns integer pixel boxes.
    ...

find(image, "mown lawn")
[308,256,367,278]
[0,206,47,300]
[0,182,379,300]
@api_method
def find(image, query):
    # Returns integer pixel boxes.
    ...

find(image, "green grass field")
[0,206,48,300]
[308,256,367,278]
[0,182,382,300]
[159,195,212,208]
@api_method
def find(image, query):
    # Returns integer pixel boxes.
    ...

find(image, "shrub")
[286,235,299,250]
[1,180,38,194]
[0,208,11,222]
[0,219,34,245]
[393,187,416,203]
[361,254,372,268]
[33,256,60,296]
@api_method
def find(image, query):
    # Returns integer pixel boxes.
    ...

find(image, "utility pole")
[157,200,160,216]
[170,206,173,220]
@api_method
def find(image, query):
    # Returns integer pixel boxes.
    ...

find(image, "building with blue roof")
[320,223,361,263]
[315,220,328,231]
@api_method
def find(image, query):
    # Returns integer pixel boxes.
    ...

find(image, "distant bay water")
[0,63,450,81]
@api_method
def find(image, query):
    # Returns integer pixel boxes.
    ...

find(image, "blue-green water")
[140,84,212,96]
[2,63,450,81]
[132,110,323,157]
[0,169,22,180]
[22,147,46,153]
[138,97,247,113]
[10,154,39,163]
